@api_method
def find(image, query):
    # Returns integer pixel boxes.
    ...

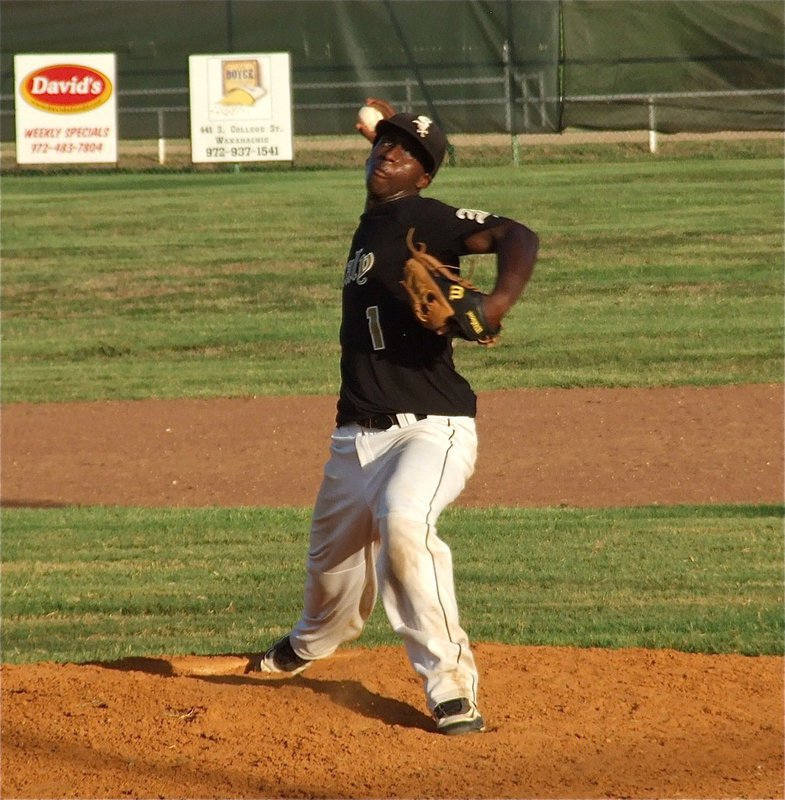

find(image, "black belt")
[345,413,427,430]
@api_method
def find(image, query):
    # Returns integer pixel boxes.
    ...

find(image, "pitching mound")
[3,645,782,798]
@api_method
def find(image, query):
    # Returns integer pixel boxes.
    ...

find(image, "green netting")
[0,0,782,140]
[562,0,784,131]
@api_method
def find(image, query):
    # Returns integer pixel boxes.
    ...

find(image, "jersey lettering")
[366,306,386,350]
[344,248,375,286]
[456,208,492,224]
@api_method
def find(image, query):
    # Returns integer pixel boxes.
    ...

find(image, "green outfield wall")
[0,0,782,141]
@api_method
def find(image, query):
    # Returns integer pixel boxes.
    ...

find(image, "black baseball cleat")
[433,697,486,735]
[245,635,312,676]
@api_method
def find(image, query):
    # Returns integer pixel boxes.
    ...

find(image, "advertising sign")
[189,53,293,163]
[14,53,118,164]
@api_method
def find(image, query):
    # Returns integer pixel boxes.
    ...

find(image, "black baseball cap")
[375,113,447,176]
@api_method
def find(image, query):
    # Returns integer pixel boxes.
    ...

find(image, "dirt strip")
[2,385,782,509]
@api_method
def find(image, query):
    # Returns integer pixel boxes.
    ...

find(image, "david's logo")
[20,64,112,113]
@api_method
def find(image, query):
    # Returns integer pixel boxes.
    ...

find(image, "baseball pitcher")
[247,101,539,735]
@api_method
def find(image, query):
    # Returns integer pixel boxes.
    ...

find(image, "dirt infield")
[2,385,783,799]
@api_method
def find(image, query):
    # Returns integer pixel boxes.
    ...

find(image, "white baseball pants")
[290,415,479,711]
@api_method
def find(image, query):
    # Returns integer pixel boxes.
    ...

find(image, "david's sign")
[14,54,118,164]
[20,63,113,113]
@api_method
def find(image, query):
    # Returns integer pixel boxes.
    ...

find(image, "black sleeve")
[408,198,510,266]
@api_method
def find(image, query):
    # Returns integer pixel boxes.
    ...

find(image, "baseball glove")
[401,228,501,346]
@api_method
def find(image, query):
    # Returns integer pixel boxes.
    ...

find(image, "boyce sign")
[189,53,293,163]
[15,54,118,164]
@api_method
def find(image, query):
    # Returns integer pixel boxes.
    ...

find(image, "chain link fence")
[1,0,781,170]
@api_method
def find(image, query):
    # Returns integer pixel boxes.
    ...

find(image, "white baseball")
[357,104,384,129]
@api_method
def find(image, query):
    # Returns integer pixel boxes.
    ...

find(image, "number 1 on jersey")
[366,306,386,351]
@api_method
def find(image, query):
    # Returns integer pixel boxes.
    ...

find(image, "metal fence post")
[404,78,413,113]
[157,109,166,165]
[503,40,520,166]
[503,40,512,132]
[648,97,658,154]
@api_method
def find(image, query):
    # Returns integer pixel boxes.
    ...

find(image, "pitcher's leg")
[290,431,378,660]
[378,513,479,709]
[371,418,480,710]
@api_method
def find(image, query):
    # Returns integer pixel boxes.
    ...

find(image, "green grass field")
[2,140,783,664]
[2,144,782,401]
[2,505,781,664]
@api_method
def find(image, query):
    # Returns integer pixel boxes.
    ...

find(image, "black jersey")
[336,193,508,424]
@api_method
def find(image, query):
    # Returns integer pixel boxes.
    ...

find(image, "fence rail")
[564,88,785,153]
[2,81,781,163]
